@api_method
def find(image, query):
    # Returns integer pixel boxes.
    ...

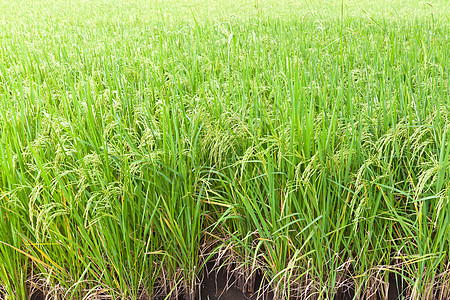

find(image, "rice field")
[0,0,449,299]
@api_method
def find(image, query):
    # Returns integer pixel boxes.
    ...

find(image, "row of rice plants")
[0,0,449,299]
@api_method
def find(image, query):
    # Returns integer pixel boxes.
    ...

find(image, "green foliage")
[0,0,449,298]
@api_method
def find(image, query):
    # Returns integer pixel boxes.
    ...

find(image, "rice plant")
[0,0,449,299]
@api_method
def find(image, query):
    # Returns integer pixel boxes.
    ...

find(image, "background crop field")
[0,0,449,299]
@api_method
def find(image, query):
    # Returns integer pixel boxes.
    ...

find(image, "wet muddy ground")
[24,269,408,300]
[200,270,261,300]
[200,271,407,300]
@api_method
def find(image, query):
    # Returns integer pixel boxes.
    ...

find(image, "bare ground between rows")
[3,267,418,300]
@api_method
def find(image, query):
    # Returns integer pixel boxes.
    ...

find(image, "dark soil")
[200,270,408,300]
[29,289,44,300]
[200,269,262,300]
[20,269,409,300]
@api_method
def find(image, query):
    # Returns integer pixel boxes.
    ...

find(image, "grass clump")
[0,0,449,299]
